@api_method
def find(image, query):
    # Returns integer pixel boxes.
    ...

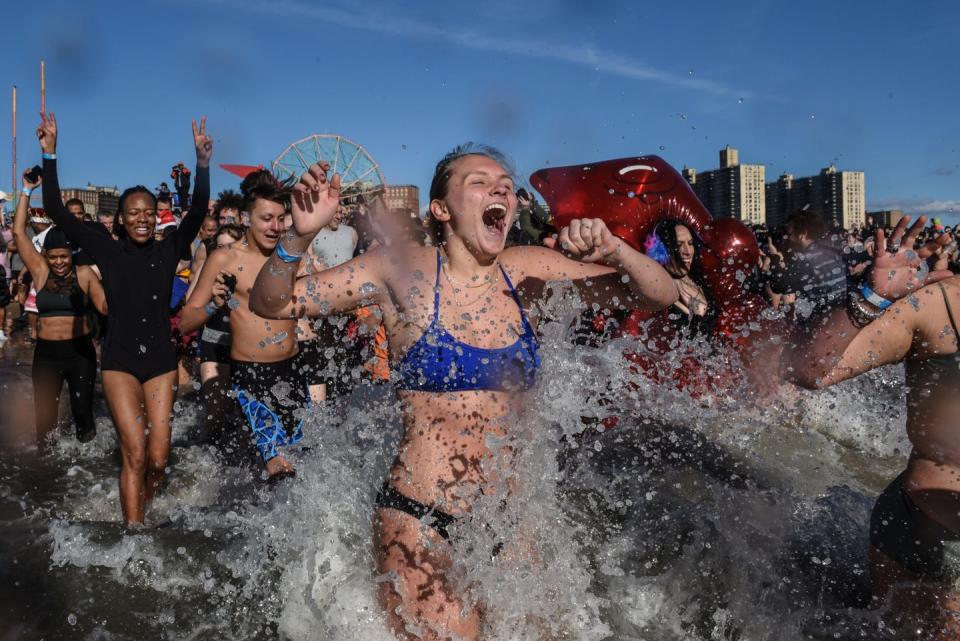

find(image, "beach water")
[0,308,910,640]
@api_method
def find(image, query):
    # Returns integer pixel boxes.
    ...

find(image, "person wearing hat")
[13,168,107,447]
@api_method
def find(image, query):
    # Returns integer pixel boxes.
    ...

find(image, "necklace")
[442,262,499,308]
[442,261,500,289]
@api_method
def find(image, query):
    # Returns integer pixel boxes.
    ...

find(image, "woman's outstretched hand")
[192,116,213,168]
[544,218,623,264]
[868,215,953,301]
[22,169,42,191]
[290,162,341,239]
[37,111,57,154]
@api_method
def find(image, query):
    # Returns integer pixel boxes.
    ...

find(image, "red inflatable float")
[530,155,784,398]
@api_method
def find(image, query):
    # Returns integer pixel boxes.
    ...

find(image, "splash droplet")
[659,145,666,151]
[737,97,744,104]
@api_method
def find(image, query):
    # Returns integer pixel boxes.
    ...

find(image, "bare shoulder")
[76,265,96,284]
[501,245,558,274]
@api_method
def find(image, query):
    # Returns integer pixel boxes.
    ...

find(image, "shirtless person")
[790,216,958,638]
[180,170,303,478]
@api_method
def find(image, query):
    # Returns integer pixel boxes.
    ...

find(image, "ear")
[429,199,451,224]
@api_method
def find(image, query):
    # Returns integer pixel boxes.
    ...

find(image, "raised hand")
[544,218,623,263]
[868,215,953,301]
[289,162,341,239]
[22,169,42,190]
[36,111,57,154]
[192,116,213,168]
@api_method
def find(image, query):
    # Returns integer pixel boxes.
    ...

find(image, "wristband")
[22,187,33,198]
[204,301,219,316]
[275,240,303,263]
[860,284,893,310]
[42,152,56,160]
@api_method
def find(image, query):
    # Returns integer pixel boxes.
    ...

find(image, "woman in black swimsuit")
[38,111,212,526]
[13,168,107,448]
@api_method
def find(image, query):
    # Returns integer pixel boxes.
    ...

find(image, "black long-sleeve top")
[42,157,209,373]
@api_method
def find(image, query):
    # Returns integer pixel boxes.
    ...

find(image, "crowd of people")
[0,108,958,639]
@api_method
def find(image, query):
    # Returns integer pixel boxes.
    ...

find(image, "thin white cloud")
[194,0,745,97]
[870,198,960,215]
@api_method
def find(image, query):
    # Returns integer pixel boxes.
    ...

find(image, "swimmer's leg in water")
[374,507,481,641]
[102,369,177,525]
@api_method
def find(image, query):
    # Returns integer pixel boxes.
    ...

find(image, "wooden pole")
[40,59,45,114]
[11,85,16,202]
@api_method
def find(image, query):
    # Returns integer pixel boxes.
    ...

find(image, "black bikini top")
[36,273,87,319]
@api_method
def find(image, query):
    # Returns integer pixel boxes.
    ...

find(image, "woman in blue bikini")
[250,144,678,640]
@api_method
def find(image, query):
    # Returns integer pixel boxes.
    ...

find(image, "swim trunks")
[231,355,308,462]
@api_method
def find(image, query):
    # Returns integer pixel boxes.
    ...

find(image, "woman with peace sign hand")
[39,111,212,526]
[789,215,960,637]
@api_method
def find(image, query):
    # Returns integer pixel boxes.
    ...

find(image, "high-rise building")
[384,184,419,216]
[866,210,904,228]
[682,146,766,225]
[61,184,120,218]
[765,165,865,230]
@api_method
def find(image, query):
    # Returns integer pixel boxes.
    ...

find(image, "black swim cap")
[42,227,74,251]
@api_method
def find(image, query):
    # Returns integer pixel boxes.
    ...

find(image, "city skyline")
[1,0,957,227]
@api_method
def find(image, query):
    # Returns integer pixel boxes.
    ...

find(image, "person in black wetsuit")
[38,110,212,526]
[13,169,107,448]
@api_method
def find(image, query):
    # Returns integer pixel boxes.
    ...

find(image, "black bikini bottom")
[375,483,457,540]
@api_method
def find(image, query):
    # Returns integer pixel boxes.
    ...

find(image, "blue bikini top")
[396,251,541,392]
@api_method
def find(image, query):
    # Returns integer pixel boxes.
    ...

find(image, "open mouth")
[482,203,508,237]
[134,226,150,235]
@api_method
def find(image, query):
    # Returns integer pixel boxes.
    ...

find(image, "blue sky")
[2,0,958,225]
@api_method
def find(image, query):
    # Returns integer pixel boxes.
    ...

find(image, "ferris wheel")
[272,134,386,202]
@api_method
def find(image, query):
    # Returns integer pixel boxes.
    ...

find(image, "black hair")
[114,186,158,240]
[426,142,514,245]
[64,198,85,210]
[213,189,244,219]
[240,170,291,213]
[786,209,828,242]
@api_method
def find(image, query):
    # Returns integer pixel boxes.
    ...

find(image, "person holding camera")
[38,111,211,526]
[13,167,107,447]
[179,170,306,480]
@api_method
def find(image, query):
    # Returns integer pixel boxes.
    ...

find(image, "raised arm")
[12,170,48,282]
[249,163,388,319]
[516,218,678,312]
[172,117,212,257]
[789,216,953,388]
[37,112,115,260]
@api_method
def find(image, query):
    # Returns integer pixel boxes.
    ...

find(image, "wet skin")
[249,154,678,640]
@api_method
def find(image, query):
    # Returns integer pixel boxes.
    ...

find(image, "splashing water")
[0,293,912,640]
